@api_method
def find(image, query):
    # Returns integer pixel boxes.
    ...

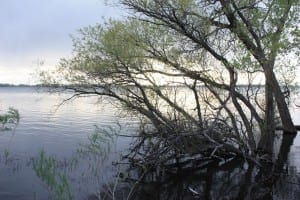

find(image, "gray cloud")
[0,0,121,83]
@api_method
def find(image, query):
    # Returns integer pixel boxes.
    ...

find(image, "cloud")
[0,0,121,84]
[0,65,34,84]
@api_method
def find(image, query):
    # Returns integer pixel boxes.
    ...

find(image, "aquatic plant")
[31,126,117,200]
[77,125,116,162]
[0,107,20,130]
[3,149,9,164]
[32,150,73,200]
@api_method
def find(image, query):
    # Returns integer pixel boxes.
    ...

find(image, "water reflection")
[92,132,300,200]
[109,159,300,200]
[43,132,290,200]
[1,129,300,200]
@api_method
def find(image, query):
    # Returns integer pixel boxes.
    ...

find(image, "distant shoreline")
[0,83,298,89]
[0,83,34,87]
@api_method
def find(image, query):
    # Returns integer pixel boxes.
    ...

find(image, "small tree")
[45,0,299,163]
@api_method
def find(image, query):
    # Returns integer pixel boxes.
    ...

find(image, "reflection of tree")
[274,164,300,200]
[118,147,298,200]
[111,131,297,200]
[118,158,247,199]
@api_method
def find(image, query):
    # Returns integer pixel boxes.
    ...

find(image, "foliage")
[77,125,116,161]
[32,150,73,200]
[0,107,20,130]
[43,0,299,169]
[3,149,10,164]
[76,125,117,180]
[31,127,117,199]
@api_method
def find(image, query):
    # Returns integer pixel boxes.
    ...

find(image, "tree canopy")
[44,0,299,158]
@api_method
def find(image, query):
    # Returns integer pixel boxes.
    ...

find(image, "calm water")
[0,87,137,199]
[0,87,300,199]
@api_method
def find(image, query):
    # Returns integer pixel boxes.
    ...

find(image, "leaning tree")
[43,0,299,167]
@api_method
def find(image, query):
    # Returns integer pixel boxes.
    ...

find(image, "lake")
[0,87,300,199]
[0,87,139,199]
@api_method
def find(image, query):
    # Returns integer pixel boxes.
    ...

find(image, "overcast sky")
[0,0,121,84]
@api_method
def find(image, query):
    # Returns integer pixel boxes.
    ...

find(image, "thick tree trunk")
[265,68,296,133]
[274,133,297,174]
[258,80,275,154]
[258,65,296,154]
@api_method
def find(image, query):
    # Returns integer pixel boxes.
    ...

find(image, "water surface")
[0,86,300,199]
[0,87,132,199]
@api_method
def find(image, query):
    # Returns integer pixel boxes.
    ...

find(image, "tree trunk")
[274,133,297,174]
[258,80,275,154]
[265,68,296,133]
